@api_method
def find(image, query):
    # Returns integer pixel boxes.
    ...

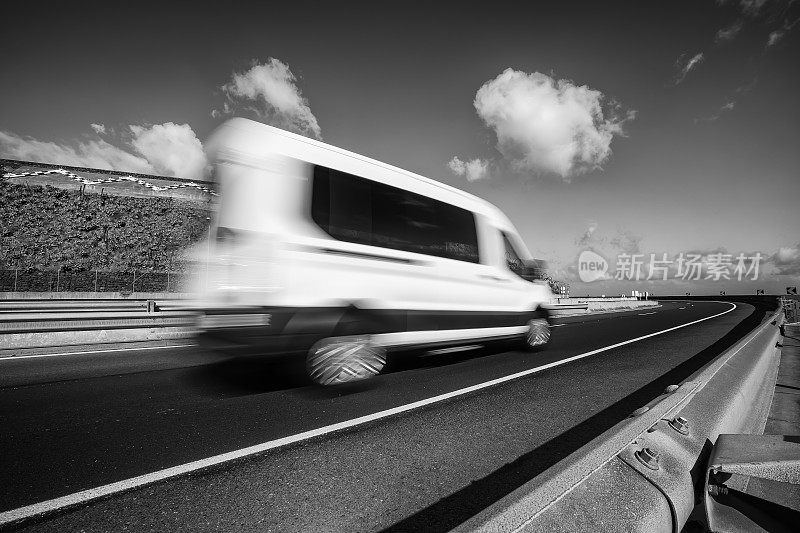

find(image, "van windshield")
[502,232,525,277]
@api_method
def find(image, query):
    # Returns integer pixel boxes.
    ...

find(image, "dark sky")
[2,0,799,294]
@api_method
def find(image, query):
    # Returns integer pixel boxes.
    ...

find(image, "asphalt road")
[0,300,772,532]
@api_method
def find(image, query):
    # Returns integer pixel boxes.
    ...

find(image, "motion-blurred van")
[196,118,552,385]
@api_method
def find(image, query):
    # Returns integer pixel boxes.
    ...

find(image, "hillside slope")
[0,181,211,272]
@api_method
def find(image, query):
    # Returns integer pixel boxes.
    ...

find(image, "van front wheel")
[522,318,551,350]
[306,336,387,386]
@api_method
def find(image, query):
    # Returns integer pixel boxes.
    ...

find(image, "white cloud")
[736,78,758,95]
[702,99,738,123]
[447,156,489,181]
[575,222,601,247]
[0,130,153,173]
[766,18,799,48]
[90,123,106,135]
[715,20,744,43]
[768,244,800,276]
[129,122,207,178]
[776,246,800,264]
[739,0,768,15]
[609,229,642,254]
[221,58,321,138]
[0,122,208,179]
[717,0,767,16]
[674,52,705,84]
[697,78,758,123]
[767,30,783,46]
[447,156,465,174]
[470,69,633,180]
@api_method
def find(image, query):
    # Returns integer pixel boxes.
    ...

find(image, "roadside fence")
[0,269,187,293]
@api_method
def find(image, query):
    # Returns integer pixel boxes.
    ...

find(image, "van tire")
[306,336,387,386]
[521,313,551,351]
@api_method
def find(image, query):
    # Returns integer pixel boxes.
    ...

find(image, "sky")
[2,0,799,295]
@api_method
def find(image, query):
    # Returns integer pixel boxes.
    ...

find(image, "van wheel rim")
[526,318,550,347]
[307,336,387,386]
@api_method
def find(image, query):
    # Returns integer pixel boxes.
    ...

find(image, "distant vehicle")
[195,118,553,385]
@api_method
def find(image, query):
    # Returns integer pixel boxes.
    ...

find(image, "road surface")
[0,300,771,532]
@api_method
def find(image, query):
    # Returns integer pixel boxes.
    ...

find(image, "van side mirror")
[521,259,547,282]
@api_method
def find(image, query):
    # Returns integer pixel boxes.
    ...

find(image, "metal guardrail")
[704,433,800,531]
[0,313,195,334]
[0,299,196,341]
[0,302,149,315]
[1,303,145,312]
[0,299,187,313]
[455,307,784,533]
[1,299,655,348]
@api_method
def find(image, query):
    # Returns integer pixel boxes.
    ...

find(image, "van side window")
[312,165,479,263]
[502,232,525,276]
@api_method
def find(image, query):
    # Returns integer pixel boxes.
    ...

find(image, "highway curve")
[0,299,775,532]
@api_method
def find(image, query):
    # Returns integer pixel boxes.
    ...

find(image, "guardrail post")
[94,270,98,293]
[132,270,136,294]
[13,268,17,292]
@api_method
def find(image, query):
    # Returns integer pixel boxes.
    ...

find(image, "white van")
[195,118,553,385]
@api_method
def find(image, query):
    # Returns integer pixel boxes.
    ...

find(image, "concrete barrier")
[1,327,195,350]
[455,308,783,532]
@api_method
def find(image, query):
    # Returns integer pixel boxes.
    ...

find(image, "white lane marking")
[679,307,686,310]
[0,344,198,361]
[0,302,737,527]
[638,312,657,316]
[549,324,568,328]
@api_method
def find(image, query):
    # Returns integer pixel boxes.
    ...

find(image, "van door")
[432,217,530,321]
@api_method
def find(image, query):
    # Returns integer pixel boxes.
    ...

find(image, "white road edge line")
[638,312,658,316]
[0,302,737,527]
[0,344,198,361]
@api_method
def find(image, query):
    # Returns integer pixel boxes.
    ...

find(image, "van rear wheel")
[522,318,551,350]
[306,336,387,386]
